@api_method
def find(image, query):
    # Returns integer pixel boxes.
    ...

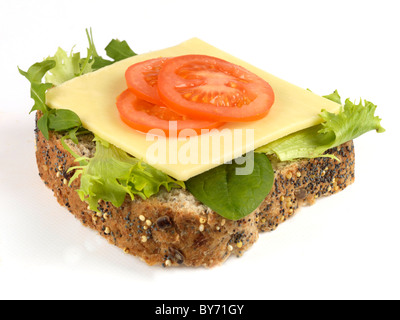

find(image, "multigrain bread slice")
[34,117,355,268]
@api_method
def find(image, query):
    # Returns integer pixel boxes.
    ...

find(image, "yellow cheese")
[46,38,341,181]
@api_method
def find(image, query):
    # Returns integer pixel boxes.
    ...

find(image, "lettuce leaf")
[44,47,82,86]
[69,137,185,211]
[255,91,385,161]
[44,29,99,85]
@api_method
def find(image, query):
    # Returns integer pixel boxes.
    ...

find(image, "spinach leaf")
[186,153,274,220]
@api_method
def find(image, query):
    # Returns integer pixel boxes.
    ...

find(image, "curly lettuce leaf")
[322,89,342,104]
[44,47,82,86]
[43,29,100,85]
[255,91,385,161]
[69,137,184,211]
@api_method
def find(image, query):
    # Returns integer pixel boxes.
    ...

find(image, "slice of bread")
[34,117,355,268]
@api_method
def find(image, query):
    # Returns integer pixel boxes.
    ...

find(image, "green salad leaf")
[18,60,56,84]
[43,29,100,85]
[18,61,55,113]
[92,38,137,70]
[44,47,82,86]
[47,109,82,131]
[186,153,274,220]
[18,28,138,140]
[18,60,82,140]
[28,82,53,114]
[255,91,385,161]
[69,137,184,211]
[322,89,342,104]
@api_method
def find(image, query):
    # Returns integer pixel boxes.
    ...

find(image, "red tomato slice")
[116,89,224,136]
[157,55,275,122]
[125,57,169,105]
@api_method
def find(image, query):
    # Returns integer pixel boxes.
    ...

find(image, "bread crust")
[34,118,355,267]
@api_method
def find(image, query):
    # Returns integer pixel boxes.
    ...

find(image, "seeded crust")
[34,117,355,268]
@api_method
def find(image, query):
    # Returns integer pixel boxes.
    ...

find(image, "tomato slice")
[116,89,224,136]
[125,57,169,105]
[157,55,275,122]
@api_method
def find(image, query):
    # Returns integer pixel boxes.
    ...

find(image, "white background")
[0,0,399,300]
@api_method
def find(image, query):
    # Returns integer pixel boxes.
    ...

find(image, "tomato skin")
[157,55,275,122]
[125,57,169,105]
[116,89,224,137]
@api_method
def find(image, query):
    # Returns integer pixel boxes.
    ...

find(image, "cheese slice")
[46,38,341,181]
